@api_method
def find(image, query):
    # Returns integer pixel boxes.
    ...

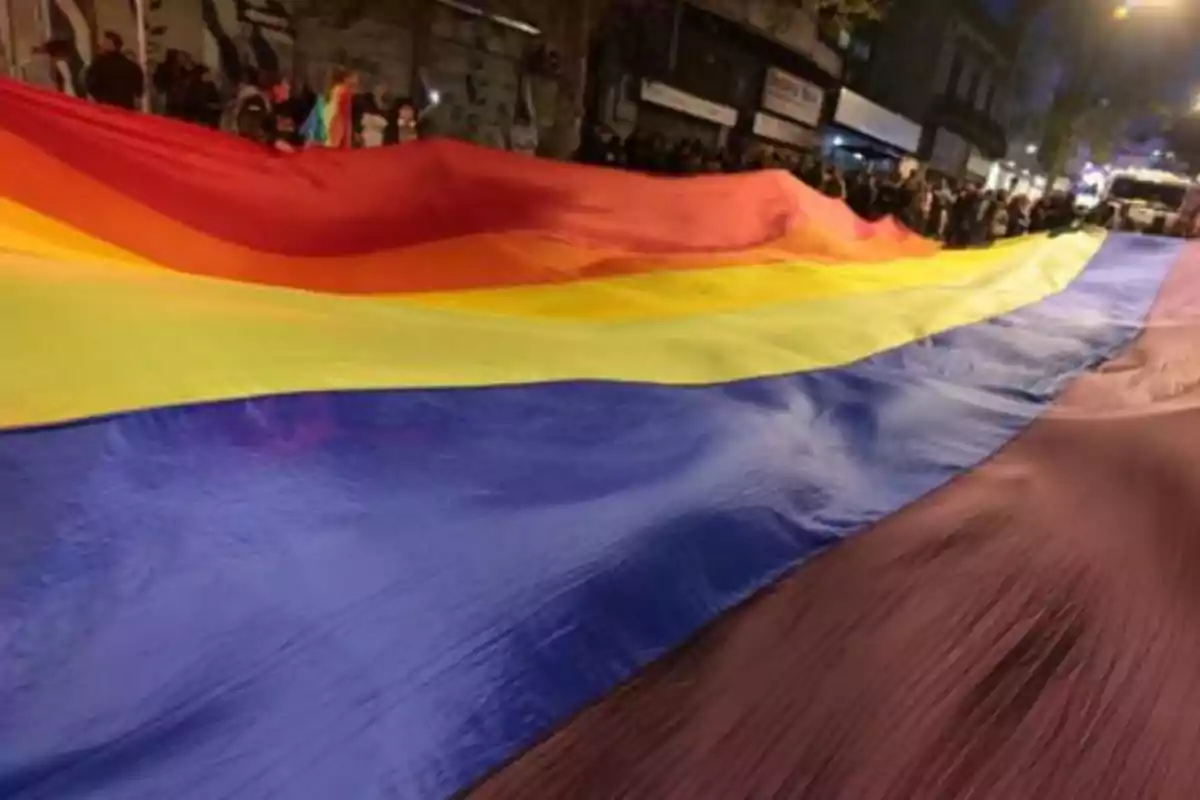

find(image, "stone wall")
[294,14,412,95]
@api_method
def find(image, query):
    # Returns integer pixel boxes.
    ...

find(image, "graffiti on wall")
[43,0,150,86]
[201,0,293,86]
[45,0,98,94]
[0,1,12,77]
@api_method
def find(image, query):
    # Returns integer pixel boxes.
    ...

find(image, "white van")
[1100,168,1193,235]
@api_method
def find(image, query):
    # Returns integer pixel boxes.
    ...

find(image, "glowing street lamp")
[1114,0,1176,19]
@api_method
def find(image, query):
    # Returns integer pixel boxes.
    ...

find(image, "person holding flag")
[301,69,356,148]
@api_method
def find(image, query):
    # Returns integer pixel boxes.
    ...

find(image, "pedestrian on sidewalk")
[85,31,144,110]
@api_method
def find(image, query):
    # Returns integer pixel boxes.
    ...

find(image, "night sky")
[983,0,1016,18]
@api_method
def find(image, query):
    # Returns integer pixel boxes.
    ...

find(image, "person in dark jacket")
[946,183,980,247]
[875,170,901,217]
[187,66,223,129]
[847,171,878,220]
[1006,195,1031,238]
[152,48,181,114]
[820,166,846,200]
[86,31,144,110]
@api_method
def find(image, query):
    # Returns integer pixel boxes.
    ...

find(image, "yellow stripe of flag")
[0,225,1105,430]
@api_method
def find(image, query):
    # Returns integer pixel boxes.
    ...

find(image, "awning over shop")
[832,88,920,154]
[640,79,738,127]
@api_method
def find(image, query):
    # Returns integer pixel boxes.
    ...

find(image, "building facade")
[586,0,845,160]
[843,0,1016,181]
[1,0,565,149]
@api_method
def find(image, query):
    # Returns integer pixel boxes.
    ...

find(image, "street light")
[1114,0,1175,19]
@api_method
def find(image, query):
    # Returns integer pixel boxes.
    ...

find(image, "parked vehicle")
[1099,168,1193,236]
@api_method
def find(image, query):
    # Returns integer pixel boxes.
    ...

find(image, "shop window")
[673,10,747,107]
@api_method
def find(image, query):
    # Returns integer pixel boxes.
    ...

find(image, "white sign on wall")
[753,111,820,149]
[761,68,823,128]
[832,88,921,154]
[641,79,738,127]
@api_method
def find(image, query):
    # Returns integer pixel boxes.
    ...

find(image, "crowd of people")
[36,29,1089,246]
[152,55,423,151]
[34,30,423,152]
[577,126,1087,246]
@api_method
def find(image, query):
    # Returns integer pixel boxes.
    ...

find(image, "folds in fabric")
[0,78,1191,800]
[475,240,1200,800]
[0,76,935,293]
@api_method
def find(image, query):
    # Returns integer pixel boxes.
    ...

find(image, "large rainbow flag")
[3,77,1200,799]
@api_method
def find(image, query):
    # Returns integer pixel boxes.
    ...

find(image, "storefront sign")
[752,112,820,149]
[761,68,823,128]
[832,88,920,154]
[641,80,738,127]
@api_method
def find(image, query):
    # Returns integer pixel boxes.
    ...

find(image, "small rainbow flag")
[1,77,1199,799]
[300,81,352,147]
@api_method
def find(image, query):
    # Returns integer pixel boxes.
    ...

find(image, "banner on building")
[761,67,823,128]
